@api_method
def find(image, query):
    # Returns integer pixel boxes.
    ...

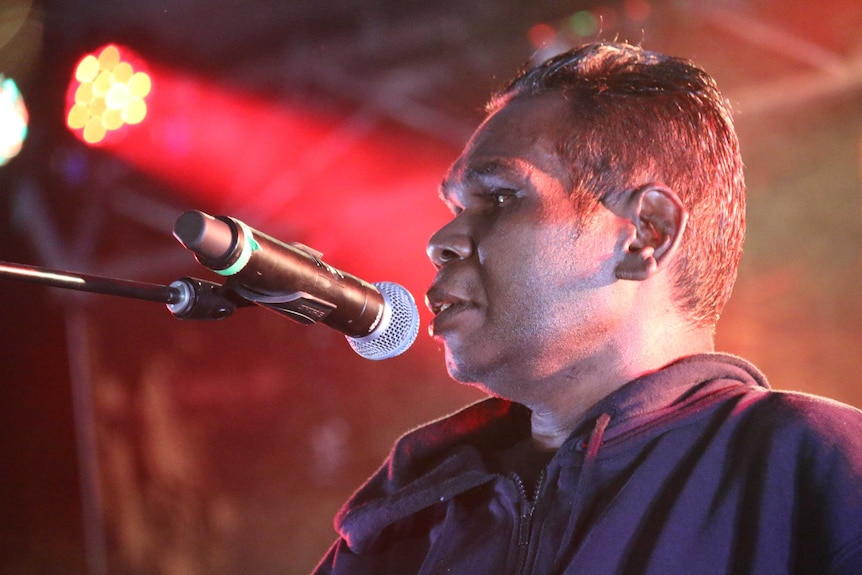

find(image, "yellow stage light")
[66,44,151,145]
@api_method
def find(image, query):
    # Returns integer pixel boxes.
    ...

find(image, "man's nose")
[426,217,474,268]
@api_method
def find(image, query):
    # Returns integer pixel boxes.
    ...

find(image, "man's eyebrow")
[465,159,522,179]
[439,158,537,206]
[440,159,523,192]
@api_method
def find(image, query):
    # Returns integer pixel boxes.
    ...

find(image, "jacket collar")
[335,353,768,551]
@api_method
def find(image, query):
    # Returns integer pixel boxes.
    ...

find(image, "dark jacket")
[313,354,862,574]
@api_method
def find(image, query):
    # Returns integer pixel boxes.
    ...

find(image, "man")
[312,41,862,574]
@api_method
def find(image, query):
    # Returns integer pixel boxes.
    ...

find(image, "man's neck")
[527,325,714,450]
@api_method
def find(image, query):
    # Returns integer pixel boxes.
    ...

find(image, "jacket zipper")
[511,470,545,575]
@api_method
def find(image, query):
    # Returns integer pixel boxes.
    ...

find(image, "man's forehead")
[437,93,574,202]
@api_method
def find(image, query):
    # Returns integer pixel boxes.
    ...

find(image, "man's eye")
[488,190,515,205]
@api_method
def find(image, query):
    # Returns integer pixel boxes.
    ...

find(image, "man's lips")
[425,285,476,336]
[425,284,467,315]
[427,296,466,316]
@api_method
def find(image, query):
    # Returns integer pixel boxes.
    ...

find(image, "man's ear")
[614,183,688,281]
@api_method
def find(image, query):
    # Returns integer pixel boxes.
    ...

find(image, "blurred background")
[1,0,861,573]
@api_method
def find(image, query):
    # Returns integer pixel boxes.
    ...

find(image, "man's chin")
[444,353,479,384]
[444,352,499,394]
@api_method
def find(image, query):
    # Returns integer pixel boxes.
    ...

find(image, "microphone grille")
[347,282,420,360]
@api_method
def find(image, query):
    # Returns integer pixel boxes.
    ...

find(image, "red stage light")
[527,23,558,50]
[66,44,152,145]
[63,48,456,328]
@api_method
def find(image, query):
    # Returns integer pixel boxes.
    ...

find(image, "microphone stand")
[0,259,248,575]
[0,260,248,320]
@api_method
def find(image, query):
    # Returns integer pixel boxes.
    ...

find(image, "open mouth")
[426,293,477,338]
[430,300,454,315]
[427,293,469,317]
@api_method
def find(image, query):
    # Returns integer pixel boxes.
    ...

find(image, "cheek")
[511,233,619,333]
[477,238,568,313]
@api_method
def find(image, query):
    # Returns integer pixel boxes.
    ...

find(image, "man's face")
[425,93,630,398]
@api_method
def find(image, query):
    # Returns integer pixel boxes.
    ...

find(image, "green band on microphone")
[215,219,259,276]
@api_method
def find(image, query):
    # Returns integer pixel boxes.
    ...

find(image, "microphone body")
[173,211,419,360]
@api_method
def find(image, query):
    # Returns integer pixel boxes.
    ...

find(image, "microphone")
[172,210,419,360]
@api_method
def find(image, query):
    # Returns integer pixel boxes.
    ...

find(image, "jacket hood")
[335,353,769,552]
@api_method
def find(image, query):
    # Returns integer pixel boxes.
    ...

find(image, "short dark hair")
[490,41,745,329]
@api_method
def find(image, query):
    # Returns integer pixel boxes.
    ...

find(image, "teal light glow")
[0,75,28,166]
